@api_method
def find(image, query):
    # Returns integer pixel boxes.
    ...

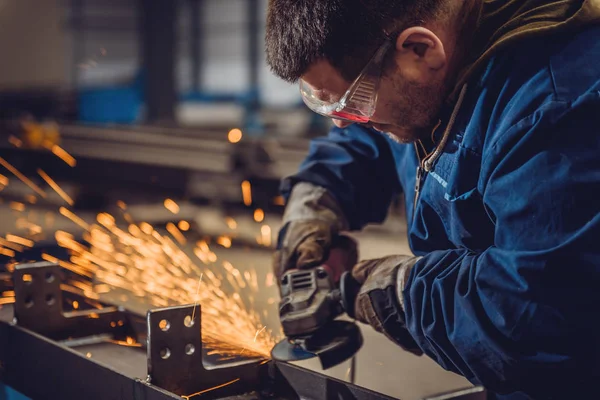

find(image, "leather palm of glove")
[273,182,350,280]
[352,255,424,356]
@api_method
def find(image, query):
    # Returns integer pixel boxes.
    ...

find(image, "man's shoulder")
[467,26,600,147]
[547,25,600,101]
[484,25,600,104]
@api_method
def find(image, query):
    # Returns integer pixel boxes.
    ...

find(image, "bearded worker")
[266,0,600,398]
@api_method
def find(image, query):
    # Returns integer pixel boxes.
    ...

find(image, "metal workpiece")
[147,304,266,397]
[12,261,141,341]
[2,261,485,399]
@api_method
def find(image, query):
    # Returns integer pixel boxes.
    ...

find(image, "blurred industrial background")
[0,1,478,399]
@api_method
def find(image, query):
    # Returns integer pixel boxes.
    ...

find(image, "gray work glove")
[352,255,424,356]
[272,182,350,280]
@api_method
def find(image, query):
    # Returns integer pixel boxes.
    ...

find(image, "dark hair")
[265,0,444,83]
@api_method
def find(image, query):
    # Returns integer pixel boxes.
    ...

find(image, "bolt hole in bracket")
[147,304,269,397]
[12,262,140,342]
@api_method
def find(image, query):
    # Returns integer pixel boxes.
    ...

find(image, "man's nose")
[332,119,353,129]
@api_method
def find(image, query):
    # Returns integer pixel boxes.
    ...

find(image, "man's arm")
[282,124,402,230]
[404,93,600,397]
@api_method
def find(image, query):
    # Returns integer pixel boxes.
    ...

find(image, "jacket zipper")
[412,145,425,217]
[411,84,469,219]
[412,141,431,218]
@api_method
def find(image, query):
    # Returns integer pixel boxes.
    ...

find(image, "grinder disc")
[271,320,363,370]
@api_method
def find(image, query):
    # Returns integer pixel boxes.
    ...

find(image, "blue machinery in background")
[72,0,265,135]
[0,385,30,400]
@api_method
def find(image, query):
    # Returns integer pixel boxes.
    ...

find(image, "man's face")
[301,30,449,143]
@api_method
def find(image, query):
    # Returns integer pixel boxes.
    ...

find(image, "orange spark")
[196,240,209,252]
[6,234,33,247]
[9,202,25,212]
[110,337,142,347]
[140,222,153,235]
[49,144,76,167]
[241,181,252,206]
[254,326,266,342]
[94,284,110,294]
[163,199,180,214]
[228,128,243,144]
[8,135,23,148]
[182,378,240,399]
[253,209,264,223]
[191,273,203,323]
[178,220,190,231]
[2,291,15,297]
[166,223,186,245]
[41,253,59,263]
[24,194,36,204]
[225,217,237,230]
[0,248,15,257]
[273,195,285,206]
[0,174,8,186]
[37,169,74,206]
[0,238,24,252]
[117,200,127,210]
[59,207,90,230]
[0,157,47,198]
[97,212,115,227]
[261,225,272,247]
[0,298,15,305]
[265,273,275,287]
[217,236,232,248]
[72,300,79,309]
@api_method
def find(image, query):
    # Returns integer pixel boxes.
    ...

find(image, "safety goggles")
[299,34,395,123]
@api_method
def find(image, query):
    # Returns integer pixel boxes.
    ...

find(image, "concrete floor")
[0,181,474,400]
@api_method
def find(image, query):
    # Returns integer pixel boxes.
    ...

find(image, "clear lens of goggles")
[299,80,372,123]
[299,39,393,123]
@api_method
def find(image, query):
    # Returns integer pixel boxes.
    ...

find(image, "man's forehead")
[301,59,350,102]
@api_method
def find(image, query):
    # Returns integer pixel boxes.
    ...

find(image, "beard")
[375,71,446,144]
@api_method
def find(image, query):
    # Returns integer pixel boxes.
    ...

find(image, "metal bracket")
[12,261,134,341]
[147,304,267,396]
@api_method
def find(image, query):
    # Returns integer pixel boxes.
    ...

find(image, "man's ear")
[394,27,446,82]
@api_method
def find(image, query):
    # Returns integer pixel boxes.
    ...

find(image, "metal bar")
[147,304,266,396]
[272,361,397,400]
[190,0,203,92]
[70,0,85,87]
[247,0,260,96]
[12,262,136,341]
[244,0,263,134]
[139,0,178,123]
[2,278,485,400]
[0,321,180,400]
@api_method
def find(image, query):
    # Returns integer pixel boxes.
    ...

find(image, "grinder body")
[278,266,343,338]
[271,238,363,369]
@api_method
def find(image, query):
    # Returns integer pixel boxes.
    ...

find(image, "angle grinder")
[271,237,363,369]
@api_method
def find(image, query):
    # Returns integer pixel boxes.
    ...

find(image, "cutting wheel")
[271,320,363,370]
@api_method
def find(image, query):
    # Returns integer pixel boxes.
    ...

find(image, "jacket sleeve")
[403,93,600,398]
[281,124,402,230]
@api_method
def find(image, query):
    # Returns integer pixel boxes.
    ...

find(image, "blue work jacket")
[282,26,600,399]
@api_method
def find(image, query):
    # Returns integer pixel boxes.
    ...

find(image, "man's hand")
[352,255,423,356]
[273,182,350,279]
[272,219,335,278]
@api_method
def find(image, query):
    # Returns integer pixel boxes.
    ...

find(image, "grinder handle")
[339,271,361,320]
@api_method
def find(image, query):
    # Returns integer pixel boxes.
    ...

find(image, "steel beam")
[139,0,178,123]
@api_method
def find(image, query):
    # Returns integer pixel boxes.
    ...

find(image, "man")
[266,0,600,398]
